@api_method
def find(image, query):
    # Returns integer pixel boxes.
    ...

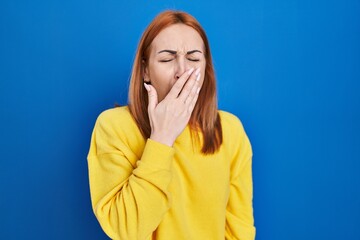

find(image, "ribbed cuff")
[140,138,175,169]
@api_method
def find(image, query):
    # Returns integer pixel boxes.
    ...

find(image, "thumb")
[144,83,158,111]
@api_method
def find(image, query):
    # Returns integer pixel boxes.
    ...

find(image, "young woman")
[88,10,255,240]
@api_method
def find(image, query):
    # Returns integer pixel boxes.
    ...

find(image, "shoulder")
[97,106,132,124]
[218,110,251,156]
[218,110,246,136]
[95,106,140,136]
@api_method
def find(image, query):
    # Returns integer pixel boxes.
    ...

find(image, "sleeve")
[87,113,175,240]
[225,123,256,240]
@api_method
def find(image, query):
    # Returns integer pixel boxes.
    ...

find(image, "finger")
[144,83,158,112]
[178,68,201,102]
[184,75,200,105]
[187,86,201,114]
[166,68,195,99]
[183,69,200,104]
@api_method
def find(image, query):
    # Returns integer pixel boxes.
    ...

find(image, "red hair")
[128,10,222,154]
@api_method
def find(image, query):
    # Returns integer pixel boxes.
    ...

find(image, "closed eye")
[159,58,200,63]
[188,58,200,62]
[159,59,174,62]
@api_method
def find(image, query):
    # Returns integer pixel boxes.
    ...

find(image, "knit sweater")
[87,106,255,240]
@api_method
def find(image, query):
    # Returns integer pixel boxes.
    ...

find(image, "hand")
[144,67,202,147]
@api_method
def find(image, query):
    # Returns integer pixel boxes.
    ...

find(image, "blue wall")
[1,0,359,239]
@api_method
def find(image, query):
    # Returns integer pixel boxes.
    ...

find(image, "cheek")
[149,65,174,95]
[199,63,206,86]
[199,75,205,89]
[151,66,173,84]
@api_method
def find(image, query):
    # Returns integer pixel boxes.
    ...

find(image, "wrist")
[150,133,175,147]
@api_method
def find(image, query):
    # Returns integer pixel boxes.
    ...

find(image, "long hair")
[128,10,222,154]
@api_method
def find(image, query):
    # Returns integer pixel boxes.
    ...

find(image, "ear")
[142,60,150,83]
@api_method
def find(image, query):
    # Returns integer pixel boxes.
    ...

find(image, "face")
[143,24,206,101]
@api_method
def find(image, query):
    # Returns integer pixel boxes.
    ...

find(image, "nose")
[174,56,188,80]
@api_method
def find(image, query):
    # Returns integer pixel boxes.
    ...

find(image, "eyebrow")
[157,49,203,55]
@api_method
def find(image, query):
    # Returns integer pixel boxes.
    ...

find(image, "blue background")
[1,0,359,239]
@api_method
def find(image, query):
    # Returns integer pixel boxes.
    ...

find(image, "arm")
[87,67,201,239]
[87,113,174,240]
[225,125,256,240]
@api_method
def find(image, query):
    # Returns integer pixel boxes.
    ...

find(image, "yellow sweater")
[87,106,255,240]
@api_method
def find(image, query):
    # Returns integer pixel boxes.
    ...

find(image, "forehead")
[151,24,204,53]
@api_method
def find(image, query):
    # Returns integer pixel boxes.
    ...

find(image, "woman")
[88,10,255,240]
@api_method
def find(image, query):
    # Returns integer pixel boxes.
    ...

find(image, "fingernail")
[195,68,201,76]
[196,73,201,81]
[188,68,195,75]
[196,87,201,94]
[144,83,150,91]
